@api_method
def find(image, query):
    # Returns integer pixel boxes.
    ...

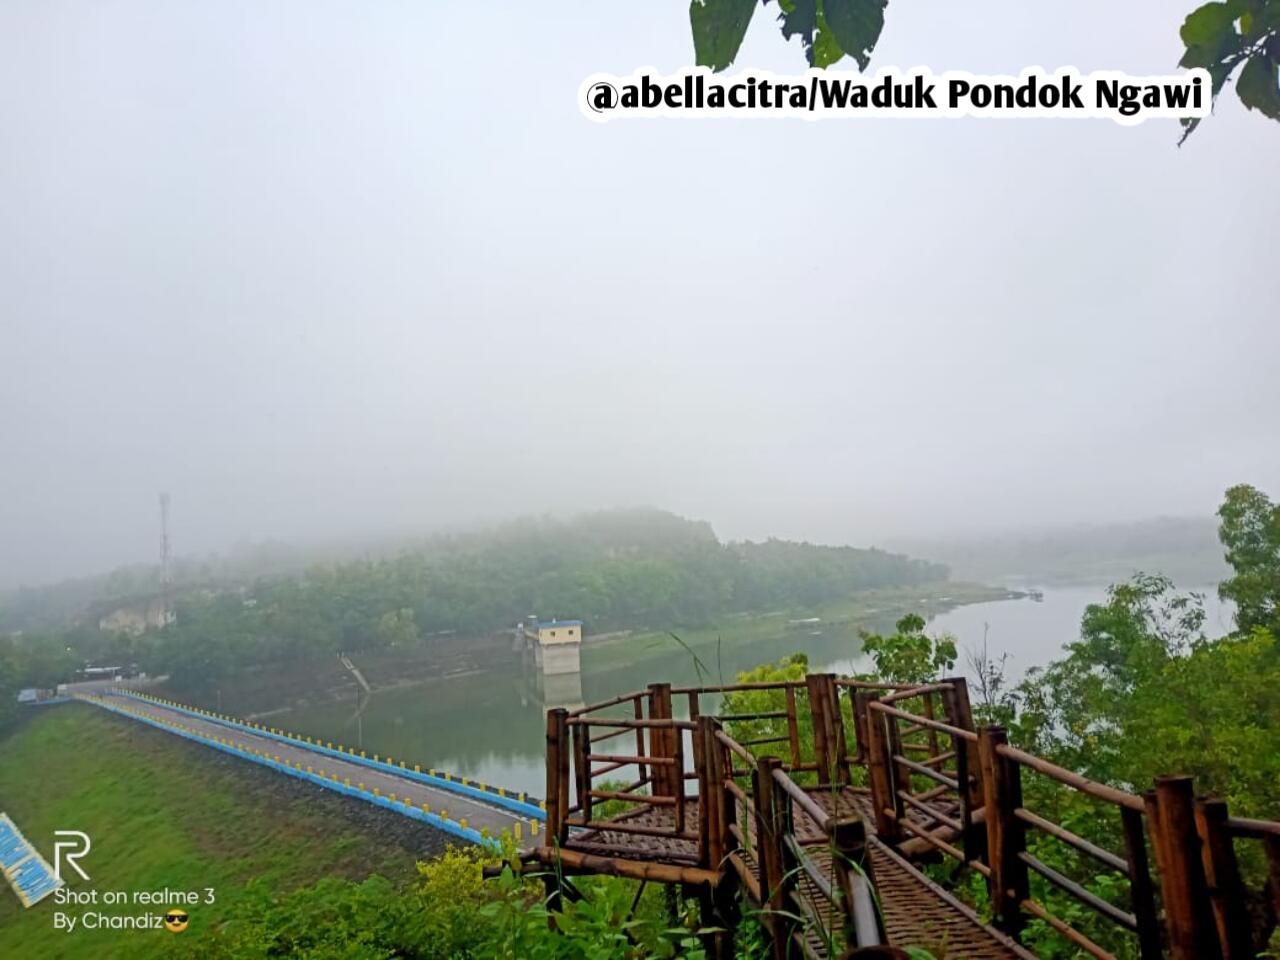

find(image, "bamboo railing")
[532,673,1280,960]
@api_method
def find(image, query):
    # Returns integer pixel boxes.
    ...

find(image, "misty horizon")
[0,498,1233,593]
[3,1,1277,589]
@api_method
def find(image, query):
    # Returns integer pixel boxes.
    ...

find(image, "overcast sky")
[1,1,1277,587]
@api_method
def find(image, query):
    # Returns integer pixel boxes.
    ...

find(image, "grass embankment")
[0,703,422,960]
[584,580,1017,670]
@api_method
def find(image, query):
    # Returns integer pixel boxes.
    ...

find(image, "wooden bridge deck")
[559,786,1029,958]
[512,675,1280,960]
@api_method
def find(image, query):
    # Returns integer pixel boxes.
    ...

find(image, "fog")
[2,1,1277,588]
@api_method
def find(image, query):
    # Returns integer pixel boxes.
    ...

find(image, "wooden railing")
[537,675,1280,960]
[707,719,886,959]
[549,684,700,852]
[1207,809,1280,959]
[980,731,1164,960]
[861,679,986,871]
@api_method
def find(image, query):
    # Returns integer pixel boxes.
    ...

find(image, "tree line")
[0,508,946,699]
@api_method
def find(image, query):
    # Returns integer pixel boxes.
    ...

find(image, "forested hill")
[159,508,945,656]
[2,509,947,689]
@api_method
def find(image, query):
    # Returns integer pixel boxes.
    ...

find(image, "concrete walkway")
[79,693,539,841]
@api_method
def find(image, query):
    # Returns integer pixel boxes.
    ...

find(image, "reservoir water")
[271,582,1233,797]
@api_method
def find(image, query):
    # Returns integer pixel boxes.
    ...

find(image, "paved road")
[84,694,535,838]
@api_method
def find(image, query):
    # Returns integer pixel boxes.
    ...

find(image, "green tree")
[859,613,957,684]
[1015,572,1279,817]
[374,608,419,649]
[1217,482,1280,635]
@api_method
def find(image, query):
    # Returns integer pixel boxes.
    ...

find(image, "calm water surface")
[273,583,1232,796]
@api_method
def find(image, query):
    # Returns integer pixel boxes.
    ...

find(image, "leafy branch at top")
[1177,0,1280,140]
[687,0,1280,141]
[690,0,886,71]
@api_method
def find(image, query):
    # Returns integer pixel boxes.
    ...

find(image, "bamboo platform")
[500,675,1280,960]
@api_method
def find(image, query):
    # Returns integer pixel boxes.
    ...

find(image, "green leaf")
[823,0,887,70]
[812,14,847,68]
[1180,1,1246,45]
[1237,52,1280,117]
[778,0,819,64]
[690,0,758,72]
[1179,28,1244,73]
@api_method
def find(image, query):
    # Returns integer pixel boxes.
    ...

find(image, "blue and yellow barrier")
[113,691,545,821]
[0,813,61,908]
[79,695,502,849]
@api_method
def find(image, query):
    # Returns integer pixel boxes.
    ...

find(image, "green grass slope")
[0,703,421,960]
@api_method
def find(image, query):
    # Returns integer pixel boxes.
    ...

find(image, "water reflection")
[265,584,1232,796]
[273,608,897,796]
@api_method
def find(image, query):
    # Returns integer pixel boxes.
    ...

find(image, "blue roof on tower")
[536,620,582,629]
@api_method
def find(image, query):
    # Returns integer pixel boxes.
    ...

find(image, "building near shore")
[519,616,583,675]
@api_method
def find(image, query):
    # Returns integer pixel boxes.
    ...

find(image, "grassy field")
[582,580,1017,671]
[0,704,422,959]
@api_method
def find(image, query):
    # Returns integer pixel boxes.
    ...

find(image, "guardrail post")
[698,715,723,870]
[832,817,883,950]
[1266,834,1280,928]
[701,717,739,959]
[883,703,909,816]
[824,673,851,786]
[978,726,1028,938]
[858,692,901,842]
[942,677,982,801]
[806,673,834,786]
[941,681,984,866]
[754,755,790,960]
[545,708,569,846]
[572,719,591,827]
[1120,805,1164,960]
[851,686,870,765]
[1195,797,1254,960]
[1148,776,1221,960]
[648,682,674,798]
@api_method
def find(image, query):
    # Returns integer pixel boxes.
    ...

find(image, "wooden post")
[1266,835,1280,922]
[1150,775,1221,960]
[1195,798,1254,960]
[784,684,802,770]
[808,673,850,786]
[543,707,570,920]
[648,683,674,797]
[545,708,569,845]
[806,673,834,786]
[754,755,789,960]
[941,676,975,728]
[832,817,880,950]
[943,676,981,808]
[859,692,900,842]
[825,674,852,786]
[633,695,649,789]
[557,710,571,845]
[940,684,984,867]
[572,719,591,826]
[672,709,687,835]
[705,724,741,960]
[978,726,1028,938]
[699,716,725,871]
[851,686,871,765]
[883,704,908,818]
[920,693,943,769]
[1120,805,1163,960]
